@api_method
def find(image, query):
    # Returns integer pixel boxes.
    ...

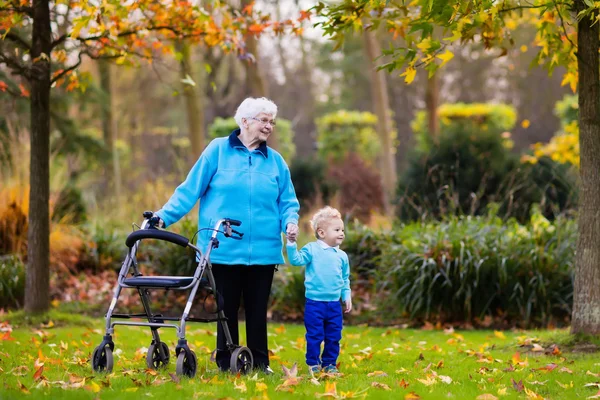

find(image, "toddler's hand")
[286,223,299,242]
[344,299,352,314]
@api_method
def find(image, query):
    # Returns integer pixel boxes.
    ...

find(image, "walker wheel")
[230,346,253,374]
[146,341,170,369]
[176,349,197,378]
[91,345,114,373]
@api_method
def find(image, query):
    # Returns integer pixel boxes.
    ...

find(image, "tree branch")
[0,51,31,79]
[51,34,68,50]
[554,1,577,50]
[0,30,32,51]
[0,5,33,16]
[50,52,84,84]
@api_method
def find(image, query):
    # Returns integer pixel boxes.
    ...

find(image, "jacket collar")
[228,128,268,158]
[317,239,339,251]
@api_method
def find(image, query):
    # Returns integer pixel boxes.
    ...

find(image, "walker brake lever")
[231,229,244,239]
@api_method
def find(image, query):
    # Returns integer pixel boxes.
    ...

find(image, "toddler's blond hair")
[310,206,342,239]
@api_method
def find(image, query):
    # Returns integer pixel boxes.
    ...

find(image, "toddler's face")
[318,218,345,247]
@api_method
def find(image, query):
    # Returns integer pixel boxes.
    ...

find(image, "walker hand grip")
[226,218,242,227]
[125,229,190,248]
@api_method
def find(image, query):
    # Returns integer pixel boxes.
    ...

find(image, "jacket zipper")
[248,153,252,264]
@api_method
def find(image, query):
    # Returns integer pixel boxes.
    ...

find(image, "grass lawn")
[1,312,600,399]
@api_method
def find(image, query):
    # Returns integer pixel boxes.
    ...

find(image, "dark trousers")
[304,298,343,368]
[212,264,275,371]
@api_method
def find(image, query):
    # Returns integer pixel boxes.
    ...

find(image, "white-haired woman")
[153,97,300,374]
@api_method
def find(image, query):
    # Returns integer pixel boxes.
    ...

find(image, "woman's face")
[245,112,275,143]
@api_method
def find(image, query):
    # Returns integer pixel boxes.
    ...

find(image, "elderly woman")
[153,97,300,374]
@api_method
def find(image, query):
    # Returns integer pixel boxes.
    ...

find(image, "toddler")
[286,206,352,375]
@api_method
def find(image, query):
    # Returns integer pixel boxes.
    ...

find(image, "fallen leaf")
[417,376,436,386]
[234,380,247,392]
[18,380,30,394]
[587,371,600,378]
[33,365,44,381]
[534,363,558,372]
[282,363,298,378]
[404,392,421,399]
[557,381,573,389]
[494,331,506,339]
[371,382,391,390]
[315,381,337,398]
[398,378,410,388]
[256,382,268,391]
[367,371,388,377]
[512,378,524,392]
[527,380,548,385]
[275,324,286,334]
[438,375,452,384]
[476,395,498,400]
[169,373,180,384]
[524,387,544,399]
[86,381,101,393]
[531,344,544,352]
[560,367,573,374]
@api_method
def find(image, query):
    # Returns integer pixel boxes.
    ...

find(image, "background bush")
[0,255,25,309]
[365,208,575,327]
[316,110,381,164]
[397,102,577,222]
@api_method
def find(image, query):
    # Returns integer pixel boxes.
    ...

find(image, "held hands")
[344,299,352,314]
[286,223,299,243]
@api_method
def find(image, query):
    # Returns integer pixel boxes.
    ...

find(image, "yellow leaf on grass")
[524,387,544,399]
[234,380,247,392]
[125,387,138,392]
[87,381,101,393]
[417,376,436,386]
[275,324,286,335]
[557,381,573,388]
[494,331,506,339]
[405,392,421,399]
[476,395,498,400]
[367,371,388,377]
[256,382,268,391]
[371,382,391,390]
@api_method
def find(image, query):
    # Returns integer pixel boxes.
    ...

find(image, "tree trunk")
[177,41,205,160]
[363,29,397,217]
[571,2,600,334]
[426,74,439,137]
[98,59,121,203]
[25,0,51,314]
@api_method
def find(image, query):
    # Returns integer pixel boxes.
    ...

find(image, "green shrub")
[270,266,306,321]
[505,156,578,221]
[0,255,25,309]
[362,209,575,327]
[208,117,296,163]
[398,102,567,222]
[289,157,336,210]
[52,184,87,224]
[316,110,381,164]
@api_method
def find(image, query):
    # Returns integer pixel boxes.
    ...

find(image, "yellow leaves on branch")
[400,67,417,84]
[561,71,578,93]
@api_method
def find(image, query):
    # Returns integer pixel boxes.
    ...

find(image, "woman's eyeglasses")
[249,117,276,127]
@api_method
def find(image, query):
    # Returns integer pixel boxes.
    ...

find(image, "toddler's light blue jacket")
[286,241,351,302]
[156,130,300,265]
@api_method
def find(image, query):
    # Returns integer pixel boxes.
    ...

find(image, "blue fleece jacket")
[156,130,300,265]
[286,241,351,302]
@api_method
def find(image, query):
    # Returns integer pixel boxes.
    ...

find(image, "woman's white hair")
[234,97,278,128]
[310,206,342,238]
